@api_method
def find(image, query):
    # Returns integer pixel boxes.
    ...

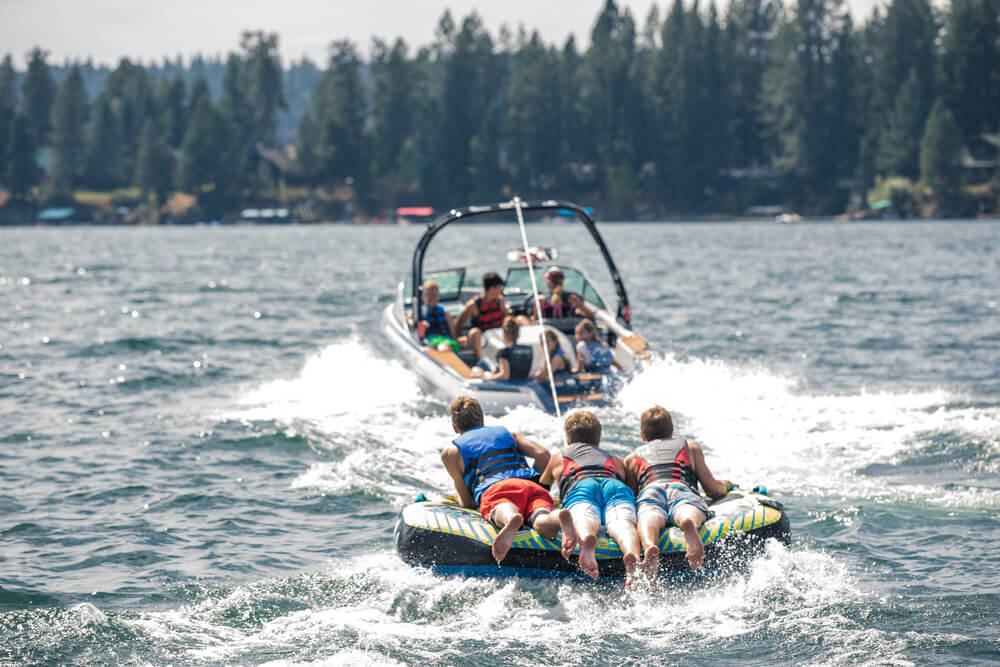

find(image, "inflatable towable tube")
[395,488,790,578]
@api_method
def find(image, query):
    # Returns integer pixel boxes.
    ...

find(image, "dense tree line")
[0,0,998,220]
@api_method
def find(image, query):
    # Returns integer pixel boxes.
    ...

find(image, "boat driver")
[623,406,735,579]
[533,267,595,322]
[453,272,508,360]
[440,396,576,564]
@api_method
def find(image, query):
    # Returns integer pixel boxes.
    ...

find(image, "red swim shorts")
[478,478,554,523]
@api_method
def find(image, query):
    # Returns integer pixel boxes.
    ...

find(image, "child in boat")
[441,396,576,564]
[623,406,734,578]
[532,329,574,381]
[574,319,621,372]
[453,272,508,360]
[540,411,641,585]
[417,280,459,353]
[474,317,533,381]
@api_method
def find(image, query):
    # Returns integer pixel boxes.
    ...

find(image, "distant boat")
[774,212,803,224]
[382,199,651,415]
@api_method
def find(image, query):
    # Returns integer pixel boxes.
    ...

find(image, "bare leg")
[531,509,559,540]
[607,519,641,589]
[490,502,524,564]
[572,512,601,579]
[558,509,578,560]
[674,506,707,570]
[469,328,483,360]
[637,513,667,583]
[533,508,578,561]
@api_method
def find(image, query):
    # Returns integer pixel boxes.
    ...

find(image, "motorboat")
[381,199,651,414]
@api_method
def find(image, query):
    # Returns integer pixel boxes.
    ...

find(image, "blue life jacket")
[421,303,451,338]
[583,341,614,370]
[454,425,539,504]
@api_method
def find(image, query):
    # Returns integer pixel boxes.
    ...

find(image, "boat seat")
[425,349,475,379]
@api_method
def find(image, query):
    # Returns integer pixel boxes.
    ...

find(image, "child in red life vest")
[453,272,508,360]
[623,406,735,579]
[540,411,641,586]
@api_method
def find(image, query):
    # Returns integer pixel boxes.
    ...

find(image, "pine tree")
[21,47,57,148]
[940,0,1000,139]
[0,55,18,184]
[370,39,414,183]
[104,58,153,179]
[876,69,924,178]
[876,0,936,117]
[50,66,89,196]
[920,98,963,211]
[155,75,187,148]
[82,94,122,190]
[177,95,229,214]
[135,118,173,206]
[6,113,39,199]
[240,31,285,147]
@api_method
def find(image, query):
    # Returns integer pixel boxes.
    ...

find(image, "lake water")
[1,221,998,665]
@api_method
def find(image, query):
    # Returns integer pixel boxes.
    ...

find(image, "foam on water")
[617,353,1000,508]
[229,340,422,425]
[99,542,928,666]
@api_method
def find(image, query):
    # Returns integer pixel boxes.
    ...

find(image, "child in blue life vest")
[417,280,459,353]
[441,396,575,564]
[540,411,641,586]
[574,319,620,372]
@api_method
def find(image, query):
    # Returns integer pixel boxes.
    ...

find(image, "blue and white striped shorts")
[637,482,709,524]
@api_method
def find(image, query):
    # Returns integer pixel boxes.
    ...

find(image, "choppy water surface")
[1,221,998,665]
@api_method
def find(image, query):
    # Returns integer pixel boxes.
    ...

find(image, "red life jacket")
[632,438,699,493]
[559,442,623,499]
[473,296,505,330]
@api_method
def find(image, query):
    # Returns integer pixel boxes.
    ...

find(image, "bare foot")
[492,513,524,564]
[622,551,639,590]
[558,509,578,560]
[680,520,704,570]
[640,545,660,584]
[578,535,599,580]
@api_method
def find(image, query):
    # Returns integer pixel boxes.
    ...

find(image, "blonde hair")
[576,319,598,342]
[423,279,439,290]
[502,316,519,344]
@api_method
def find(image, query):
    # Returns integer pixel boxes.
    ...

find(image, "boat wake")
[616,352,1000,508]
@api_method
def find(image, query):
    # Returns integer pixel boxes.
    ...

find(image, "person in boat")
[539,411,641,585]
[417,280,459,353]
[440,396,576,564]
[531,329,574,382]
[538,266,595,320]
[574,319,621,372]
[453,272,508,360]
[473,317,533,381]
[623,406,735,578]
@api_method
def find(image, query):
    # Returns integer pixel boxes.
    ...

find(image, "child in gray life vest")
[623,406,735,580]
[540,411,642,586]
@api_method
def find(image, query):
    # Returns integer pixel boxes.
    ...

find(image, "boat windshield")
[503,266,607,312]
[404,268,466,303]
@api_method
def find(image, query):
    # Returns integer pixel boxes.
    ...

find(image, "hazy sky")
[1,0,882,68]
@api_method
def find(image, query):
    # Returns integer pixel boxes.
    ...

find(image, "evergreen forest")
[1,0,998,223]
